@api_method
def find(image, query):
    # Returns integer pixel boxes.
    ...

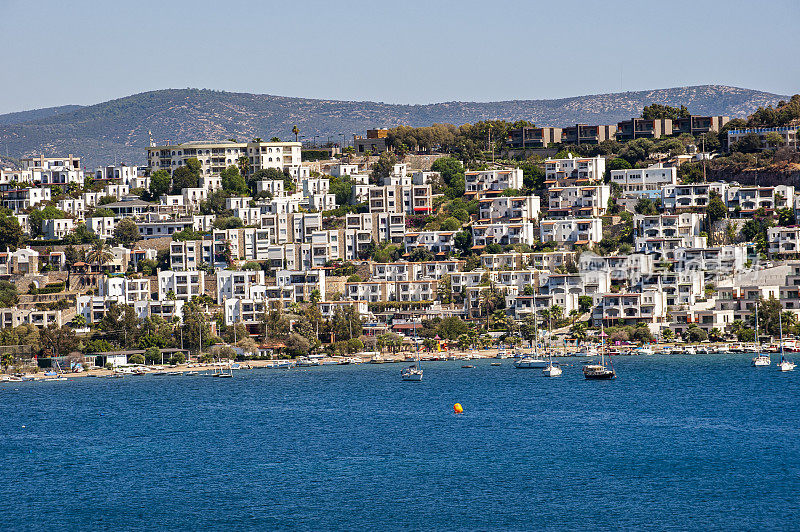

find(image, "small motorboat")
[461,365,475,369]
[752,355,771,367]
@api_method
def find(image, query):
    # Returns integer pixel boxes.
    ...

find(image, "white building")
[478,195,540,223]
[472,222,537,247]
[157,270,205,301]
[547,185,611,217]
[464,168,524,195]
[544,155,605,183]
[147,140,302,177]
[404,231,457,254]
[610,164,677,198]
[539,218,603,245]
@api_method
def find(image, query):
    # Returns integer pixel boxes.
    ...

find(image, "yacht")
[584,328,615,380]
[634,346,654,356]
[777,312,796,371]
[495,350,511,359]
[514,355,549,369]
[402,320,423,381]
[684,346,697,356]
[751,301,770,367]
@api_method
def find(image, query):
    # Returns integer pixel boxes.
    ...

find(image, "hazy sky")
[1,0,798,114]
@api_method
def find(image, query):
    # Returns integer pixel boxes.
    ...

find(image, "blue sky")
[0,0,798,114]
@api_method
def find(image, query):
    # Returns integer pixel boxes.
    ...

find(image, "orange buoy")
[453,403,463,414]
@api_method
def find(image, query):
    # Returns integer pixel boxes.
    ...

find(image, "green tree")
[634,197,659,216]
[437,317,468,340]
[86,240,114,269]
[0,281,19,307]
[112,218,140,247]
[149,169,171,199]
[171,158,201,193]
[220,165,248,195]
[39,324,79,358]
[707,191,728,224]
[641,103,690,120]
[0,214,24,251]
[370,151,397,183]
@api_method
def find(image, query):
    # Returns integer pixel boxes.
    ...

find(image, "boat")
[495,350,511,359]
[401,320,423,381]
[634,346,654,356]
[514,356,549,369]
[461,365,474,369]
[515,314,549,369]
[542,345,562,377]
[684,346,696,355]
[185,371,199,376]
[584,326,615,380]
[777,312,796,372]
[490,362,501,366]
[751,301,771,367]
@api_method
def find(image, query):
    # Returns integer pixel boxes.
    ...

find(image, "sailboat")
[542,346,562,377]
[584,326,615,380]
[777,312,796,372]
[402,320,423,381]
[515,310,548,369]
[751,301,771,367]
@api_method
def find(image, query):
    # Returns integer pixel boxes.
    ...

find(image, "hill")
[0,105,83,126]
[0,85,787,168]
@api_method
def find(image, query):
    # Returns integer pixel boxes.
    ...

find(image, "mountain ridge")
[0,85,787,168]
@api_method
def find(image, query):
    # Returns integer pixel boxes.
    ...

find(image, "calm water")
[1,354,799,531]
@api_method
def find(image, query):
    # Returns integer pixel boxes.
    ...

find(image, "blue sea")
[1,354,799,531]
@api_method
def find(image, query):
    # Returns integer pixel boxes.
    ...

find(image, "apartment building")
[634,213,704,241]
[86,216,117,240]
[41,218,75,240]
[21,155,81,172]
[596,291,666,326]
[345,212,406,245]
[371,260,463,282]
[301,177,336,211]
[57,197,87,219]
[547,185,611,217]
[276,269,326,302]
[726,185,794,213]
[479,251,575,271]
[616,118,672,141]
[507,127,562,149]
[98,277,152,304]
[727,126,799,151]
[404,231,457,254]
[157,270,205,301]
[561,124,617,145]
[216,270,266,303]
[675,245,748,277]
[318,300,369,319]
[353,129,389,154]
[544,155,606,183]
[540,218,602,246]
[170,240,210,271]
[368,184,432,214]
[672,115,729,136]
[464,169,524,195]
[661,182,729,210]
[2,187,51,210]
[610,164,677,198]
[639,270,704,308]
[579,253,655,284]
[147,140,302,177]
[345,280,437,303]
[768,226,800,256]
[254,180,285,197]
[472,222,536,248]
[478,195,541,223]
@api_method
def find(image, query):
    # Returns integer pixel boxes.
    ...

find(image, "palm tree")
[292,125,300,142]
[1,353,13,373]
[86,240,113,271]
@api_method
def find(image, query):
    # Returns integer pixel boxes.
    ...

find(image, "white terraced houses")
[539,218,602,245]
[547,185,610,217]
[544,155,605,183]
[404,231,457,254]
[479,251,576,271]
[610,164,677,198]
[768,226,800,256]
[726,185,794,213]
[472,222,537,248]
[660,182,728,210]
[216,270,266,303]
[147,140,302,177]
[157,270,205,302]
[477,195,541,223]
[464,168,524,194]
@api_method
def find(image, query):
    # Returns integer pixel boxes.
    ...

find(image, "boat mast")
[779,310,785,363]
[754,300,760,353]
